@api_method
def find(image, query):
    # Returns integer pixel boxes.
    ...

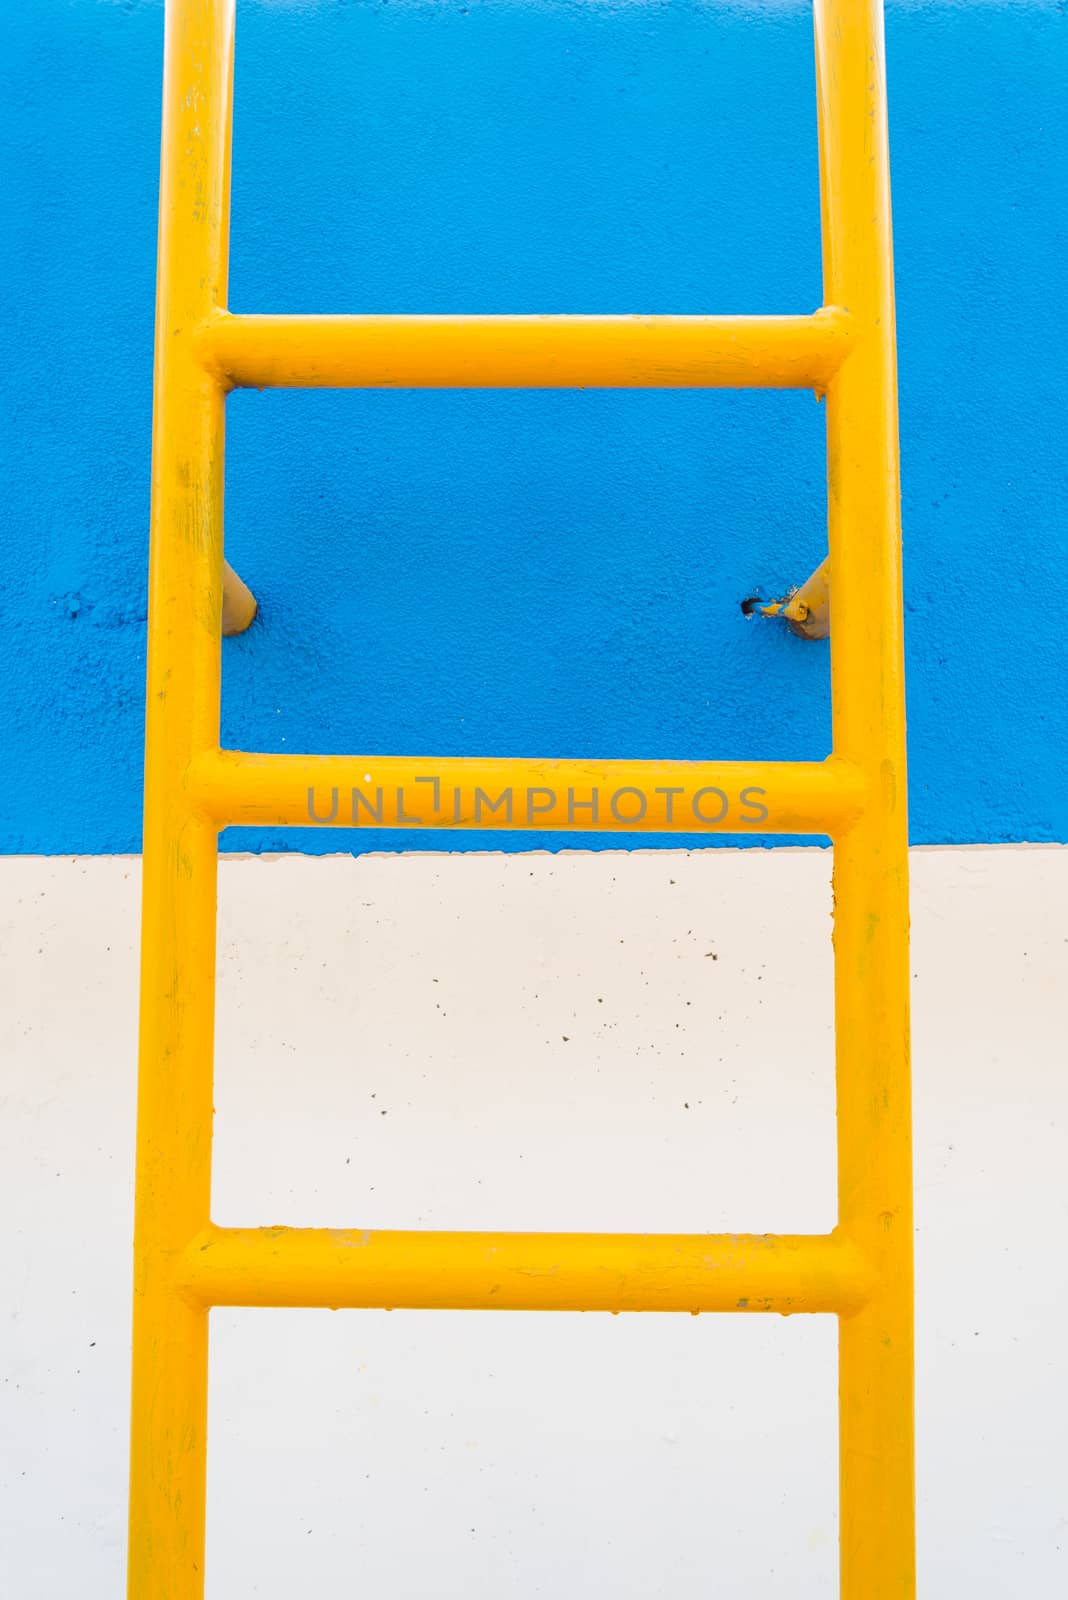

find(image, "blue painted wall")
[3,0,1065,854]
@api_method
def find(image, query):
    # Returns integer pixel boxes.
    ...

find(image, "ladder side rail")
[128,3,234,1596]
[816,2,914,1595]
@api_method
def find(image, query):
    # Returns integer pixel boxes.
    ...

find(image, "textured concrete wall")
[3,846,1066,1594]
[4,1,1066,854]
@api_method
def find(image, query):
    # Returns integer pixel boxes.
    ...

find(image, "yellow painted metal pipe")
[196,307,854,391]
[221,559,256,635]
[816,1,915,1594]
[129,3,232,1596]
[179,1226,873,1316]
[188,749,867,836]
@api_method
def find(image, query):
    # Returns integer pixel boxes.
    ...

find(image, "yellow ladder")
[130,2,912,1593]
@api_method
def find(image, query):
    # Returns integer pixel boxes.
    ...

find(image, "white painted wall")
[2,847,1065,1596]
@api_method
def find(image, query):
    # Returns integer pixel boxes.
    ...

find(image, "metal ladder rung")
[180,1226,873,1316]
[189,750,867,835]
[199,308,854,392]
